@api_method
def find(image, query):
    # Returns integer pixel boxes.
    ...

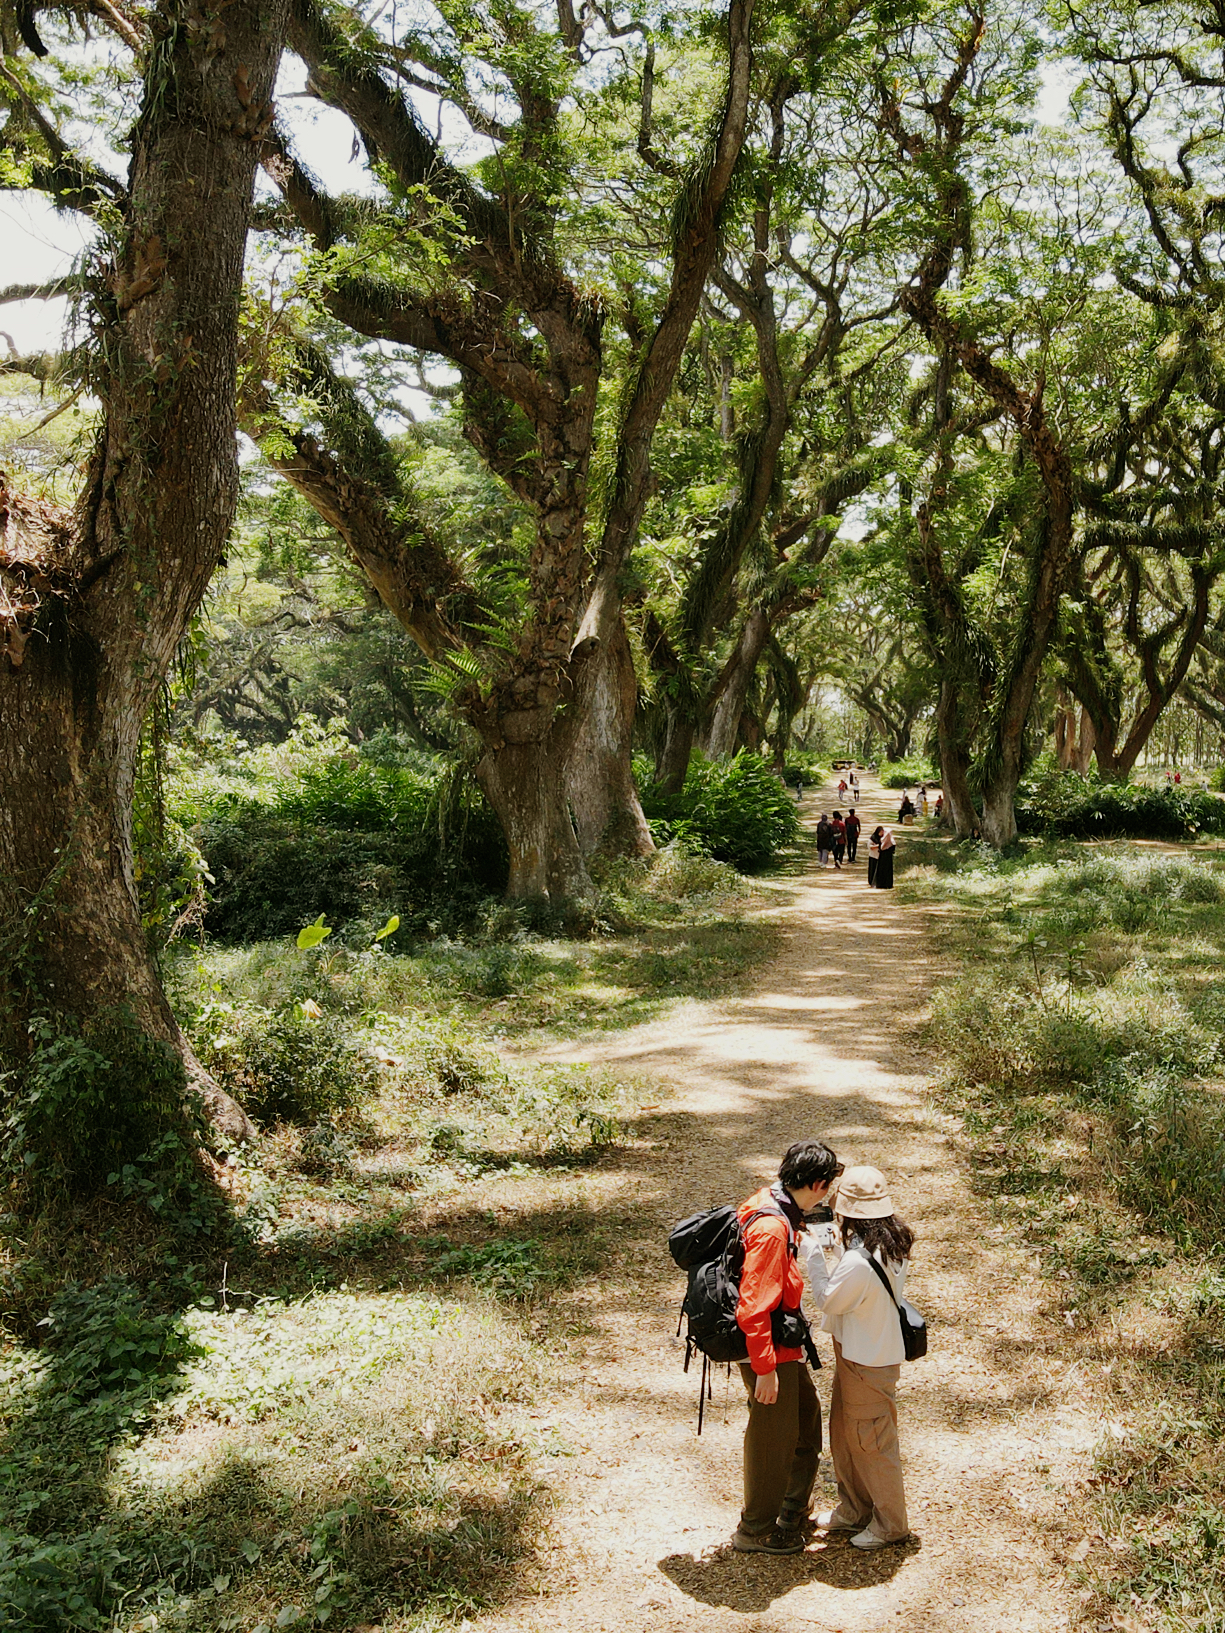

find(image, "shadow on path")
[658,1532,919,1610]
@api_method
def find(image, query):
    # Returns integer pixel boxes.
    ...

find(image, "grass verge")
[0,842,785,1630]
[902,839,1225,1632]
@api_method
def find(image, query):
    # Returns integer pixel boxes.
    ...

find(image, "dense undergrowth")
[904,837,1225,1632]
[1015,766,1225,841]
[0,833,778,1632]
[636,752,802,871]
[161,725,802,942]
[878,756,940,789]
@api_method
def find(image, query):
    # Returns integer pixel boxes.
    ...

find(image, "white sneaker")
[851,1528,894,1550]
[814,1510,859,1532]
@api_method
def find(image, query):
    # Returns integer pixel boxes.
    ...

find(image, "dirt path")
[484,776,1100,1633]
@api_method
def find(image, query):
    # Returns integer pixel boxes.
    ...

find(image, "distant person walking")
[838,776,849,803]
[874,825,896,890]
[866,827,880,887]
[817,813,833,869]
[917,785,928,818]
[851,772,860,803]
[831,812,846,870]
[845,809,861,862]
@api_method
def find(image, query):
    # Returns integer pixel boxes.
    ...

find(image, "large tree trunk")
[567,621,654,859]
[1075,712,1097,775]
[267,0,760,907]
[1101,565,1213,779]
[707,606,771,758]
[0,2,289,1156]
[935,679,978,835]
[654,707,699,797]
[980,780,1020,847]
[0,583,248,1142]
[477,734,595,904]
[1055,693,1096,775]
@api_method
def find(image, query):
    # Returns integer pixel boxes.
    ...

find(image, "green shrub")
[39,1276,204,1403]
[879,756,939,789]
[275,757,436,834]
[1016,768,1225,839]
[0,1011,208,1205]
[638,841,746,899]
[781,754,830,783]
[1044,852,1225,906]
[427,1236,545,1295]
[639,752,800,871]
[194,758,507,942]
[198,1009,381,1125]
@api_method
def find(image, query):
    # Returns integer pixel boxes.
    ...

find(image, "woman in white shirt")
[803,1166,913,1549]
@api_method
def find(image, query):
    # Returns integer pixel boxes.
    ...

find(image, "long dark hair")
[841,1213,914,1265]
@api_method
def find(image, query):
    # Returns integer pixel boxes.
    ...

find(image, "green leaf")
[277,1607,304,1627]
[241,1538,262,1564]
[297,915,333,950]
[374,914,400,942]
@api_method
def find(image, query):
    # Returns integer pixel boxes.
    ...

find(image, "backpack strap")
[863,1252,901,1310]
[742,1202,798,1259]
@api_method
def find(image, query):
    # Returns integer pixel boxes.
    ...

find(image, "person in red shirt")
[732,1139,841,1554]
[844,808,861,862]
[831,812,847,869]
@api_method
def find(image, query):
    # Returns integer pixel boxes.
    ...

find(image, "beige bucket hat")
[831,1165,894,1219]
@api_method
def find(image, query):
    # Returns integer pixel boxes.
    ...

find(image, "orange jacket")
[736,1185,806,1375]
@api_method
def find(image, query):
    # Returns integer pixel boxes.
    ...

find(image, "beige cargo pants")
[826,1339,909,1542]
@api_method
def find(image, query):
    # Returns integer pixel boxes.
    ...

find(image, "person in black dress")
[876,825,896,889]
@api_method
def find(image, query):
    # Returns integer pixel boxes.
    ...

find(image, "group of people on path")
[896,784,933,824]
[815,808,895,889]
[731,1141,913,1555]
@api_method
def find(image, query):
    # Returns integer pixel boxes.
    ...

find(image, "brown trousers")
[736,1360,821,1536]
[827,1339,908,1542]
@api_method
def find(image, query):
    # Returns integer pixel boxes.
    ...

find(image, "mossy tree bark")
[0,0,290,1148]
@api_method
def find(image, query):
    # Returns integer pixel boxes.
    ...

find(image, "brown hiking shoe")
[731,1527,806,1555]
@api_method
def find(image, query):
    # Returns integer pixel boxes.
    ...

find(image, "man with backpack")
[816,812,833,867]
[732,1139,841,1554]
[830,811,847,870]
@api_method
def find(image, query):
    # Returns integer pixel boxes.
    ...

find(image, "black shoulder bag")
[865,1255,928,1361]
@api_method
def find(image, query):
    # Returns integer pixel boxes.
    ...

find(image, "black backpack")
[668,1199,819,1433]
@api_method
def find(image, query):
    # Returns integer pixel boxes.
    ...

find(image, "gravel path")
[485,776,1101,1633]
